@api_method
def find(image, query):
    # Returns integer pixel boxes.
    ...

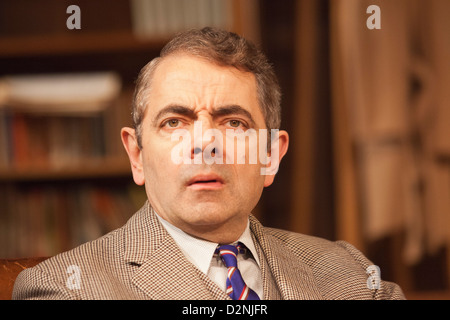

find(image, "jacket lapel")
[131,234,228,300]
[123,202,229,300]
[250,215,324,300]
[252,236,282,300]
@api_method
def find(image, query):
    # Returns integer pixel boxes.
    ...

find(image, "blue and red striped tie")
[216,243,260,300]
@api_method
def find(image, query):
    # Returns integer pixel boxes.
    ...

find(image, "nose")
[190,120,222,162]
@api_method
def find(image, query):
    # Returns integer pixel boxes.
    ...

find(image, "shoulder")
[262,227,372,278]
[261,226,405,300]
[264,227,368,265]
[12,202,160,300]
[12,226,125,300]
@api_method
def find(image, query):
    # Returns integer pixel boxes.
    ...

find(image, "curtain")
[330,0,450,267]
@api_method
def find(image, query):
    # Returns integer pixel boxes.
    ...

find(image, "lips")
[187,174,224,190]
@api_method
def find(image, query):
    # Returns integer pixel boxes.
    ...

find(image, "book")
[0,182,146,258]
[129,0,233,39]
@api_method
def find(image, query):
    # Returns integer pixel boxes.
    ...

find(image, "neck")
[155,211,248,244]
[182,223,247,244]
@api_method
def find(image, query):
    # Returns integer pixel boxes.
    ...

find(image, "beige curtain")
[330,0,450,265]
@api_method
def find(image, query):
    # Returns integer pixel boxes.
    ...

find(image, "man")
[13,27,404,300]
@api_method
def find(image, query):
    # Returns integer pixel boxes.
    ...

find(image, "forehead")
[145,54,264,123]
[153,54,256,90]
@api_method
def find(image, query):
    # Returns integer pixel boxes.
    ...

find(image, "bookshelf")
[0,159,132,182]
[0,71,141,258]
[0,31,168,58]
[0,0,258,258]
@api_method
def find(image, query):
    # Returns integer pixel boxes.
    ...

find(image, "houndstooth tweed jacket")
[12,202,405,300]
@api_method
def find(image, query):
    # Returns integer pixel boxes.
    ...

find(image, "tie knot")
[216,243,244,268]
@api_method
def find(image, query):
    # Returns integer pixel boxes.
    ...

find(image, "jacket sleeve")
[12,266,79,300]
[335,240,406,300]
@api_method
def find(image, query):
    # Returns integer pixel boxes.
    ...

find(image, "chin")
[185,206,240,226]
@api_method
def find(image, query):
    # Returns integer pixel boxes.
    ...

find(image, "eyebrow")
[152,104,196,126]
[213,105,256,127]
[152,104,256,127]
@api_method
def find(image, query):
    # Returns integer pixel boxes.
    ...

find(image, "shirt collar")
[153,208,260,274]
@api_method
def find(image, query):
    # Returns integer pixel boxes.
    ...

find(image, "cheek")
[142,132,176,162]
[141,142,173,182]
[142,151,179,207]
[234,166,266,209]
[232,164,265,191]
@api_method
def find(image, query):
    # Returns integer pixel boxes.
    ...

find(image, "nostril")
[193,147,202,154]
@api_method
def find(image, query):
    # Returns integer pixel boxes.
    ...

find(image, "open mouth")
[187,174,224,190]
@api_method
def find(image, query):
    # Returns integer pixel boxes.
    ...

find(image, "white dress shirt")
[154,211,264,299]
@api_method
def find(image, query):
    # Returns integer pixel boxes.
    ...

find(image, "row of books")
[0,182,147,258]
[0,72,123,169]
[0,112,110,168]
[130,0,234,39]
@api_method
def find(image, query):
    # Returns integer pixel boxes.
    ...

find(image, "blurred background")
[0,0,449,299]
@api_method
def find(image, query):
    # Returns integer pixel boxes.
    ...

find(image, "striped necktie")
[216,243,260,300]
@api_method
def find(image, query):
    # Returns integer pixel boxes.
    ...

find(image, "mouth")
[187,174,225,190]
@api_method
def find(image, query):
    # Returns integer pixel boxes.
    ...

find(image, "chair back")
[0,257,48,300]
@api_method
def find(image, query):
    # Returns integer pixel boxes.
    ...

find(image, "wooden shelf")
[0,31,168,58]
[0,158,132,181]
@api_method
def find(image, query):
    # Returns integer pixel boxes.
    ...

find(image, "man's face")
[122,54,288,243]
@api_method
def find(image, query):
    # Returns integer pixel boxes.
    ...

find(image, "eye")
[228,120,242,128]
[165,119,180,128]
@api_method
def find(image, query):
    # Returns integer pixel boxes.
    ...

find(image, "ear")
[263,130,289,187]
[121,127,145,186]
